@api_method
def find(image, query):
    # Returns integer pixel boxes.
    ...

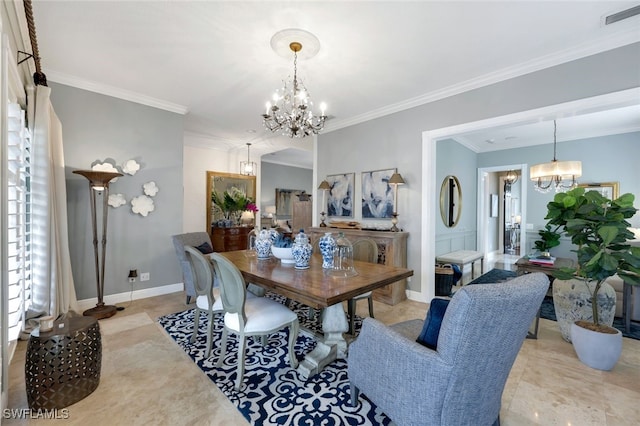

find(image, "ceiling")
[30,1,640,169]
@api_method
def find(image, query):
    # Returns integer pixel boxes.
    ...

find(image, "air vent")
[605,5,640,25]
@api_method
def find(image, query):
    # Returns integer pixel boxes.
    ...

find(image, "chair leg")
[205,311,214,357]
[191,308,200,343]
[216,328,229,368]
[348,299,356,335]
[186,295,192,305]
[235,335,247,391]
[350,383,360,407]
[288,320,299,369]
[367,295,375,318]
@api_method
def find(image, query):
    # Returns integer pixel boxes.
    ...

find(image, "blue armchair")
[348,272,549,426]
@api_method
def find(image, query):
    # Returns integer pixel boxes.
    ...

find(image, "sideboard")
[211,226,252,252]
[307,227,409,305]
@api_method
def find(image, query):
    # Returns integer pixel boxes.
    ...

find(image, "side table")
[25,315,102,409]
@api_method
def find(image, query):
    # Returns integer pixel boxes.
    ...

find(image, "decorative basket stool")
[25,315,102,409]
[435,264,455,296]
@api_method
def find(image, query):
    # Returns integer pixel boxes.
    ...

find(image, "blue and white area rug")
[158,293,390,425]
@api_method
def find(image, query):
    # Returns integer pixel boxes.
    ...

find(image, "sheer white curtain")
[23,85,79,336]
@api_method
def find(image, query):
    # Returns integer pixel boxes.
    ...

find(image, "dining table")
[217,250,414,378]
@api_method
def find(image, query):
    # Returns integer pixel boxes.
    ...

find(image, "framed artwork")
[361,168,395,219]
[275,188,303,217]
[490,194,498,218]
[578,182,619,200]
[326,173,355,217]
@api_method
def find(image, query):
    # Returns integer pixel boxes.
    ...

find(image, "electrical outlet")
[128,277,136,283]
[140,272,150,281]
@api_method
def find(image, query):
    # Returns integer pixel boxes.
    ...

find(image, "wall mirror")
[206,171,256,229]
[440,175,462,228]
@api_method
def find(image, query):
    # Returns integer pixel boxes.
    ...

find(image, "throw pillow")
[416,298,450,350]
[195,242,213,255]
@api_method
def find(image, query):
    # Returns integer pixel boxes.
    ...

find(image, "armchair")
[348,272,549,426]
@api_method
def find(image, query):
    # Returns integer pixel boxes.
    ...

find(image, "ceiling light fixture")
[262,30,326,138]
[530,120,582,193]
[504,170,519,185]
[240,143,256,176]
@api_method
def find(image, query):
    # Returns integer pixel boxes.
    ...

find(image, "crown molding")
[45,70,189,115]
[326,29,640,133]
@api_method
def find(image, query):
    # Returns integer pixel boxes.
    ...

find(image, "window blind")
[6,103,31,341]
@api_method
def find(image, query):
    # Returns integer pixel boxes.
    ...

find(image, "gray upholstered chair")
[348,238,378,335]
[348,272,549,426]
[172,232,213,304]
[210,252,299,391]
[183,245,223,357]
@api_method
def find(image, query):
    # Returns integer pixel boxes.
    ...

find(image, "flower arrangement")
[212,187,257,216]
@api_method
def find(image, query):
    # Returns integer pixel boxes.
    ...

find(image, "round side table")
[25,315,102,409]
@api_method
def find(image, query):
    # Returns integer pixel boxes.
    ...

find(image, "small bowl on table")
[271,246,295,264]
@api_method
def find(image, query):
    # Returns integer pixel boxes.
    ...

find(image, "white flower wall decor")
[122,159,140,175]
[92,162,120,183]
[108,193,127,208]
[131,195,155,217]
[143,181,159,197]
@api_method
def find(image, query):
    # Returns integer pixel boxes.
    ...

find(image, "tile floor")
[6,254,640,425]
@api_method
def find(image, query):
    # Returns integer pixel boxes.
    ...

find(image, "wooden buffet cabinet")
[211,226,252,252]
[307,227,409,305]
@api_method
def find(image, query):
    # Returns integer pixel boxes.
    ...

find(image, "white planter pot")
[552,278,616,342]
[571,322,622,371]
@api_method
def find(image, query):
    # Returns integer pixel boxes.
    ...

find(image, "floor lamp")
[73,170,123,319]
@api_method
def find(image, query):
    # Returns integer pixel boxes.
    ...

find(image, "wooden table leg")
[296,303,348,379]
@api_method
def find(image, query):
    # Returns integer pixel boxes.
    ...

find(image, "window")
[5,103,32,341]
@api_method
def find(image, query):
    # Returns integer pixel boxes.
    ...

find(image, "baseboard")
[77,283,184,311]
[406,289,429,304]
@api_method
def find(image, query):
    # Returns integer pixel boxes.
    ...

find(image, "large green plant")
[544,188,640,327]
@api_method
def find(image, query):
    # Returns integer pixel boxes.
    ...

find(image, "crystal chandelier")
[530,120,582,193]
[262,41,327,138]
[240,143,256,176]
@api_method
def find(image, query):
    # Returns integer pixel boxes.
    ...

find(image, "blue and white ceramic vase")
[318,232,336,269]
[255,229,272,260]
[292,229,312,270]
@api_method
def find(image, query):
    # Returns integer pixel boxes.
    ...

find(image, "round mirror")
[440,175,462,227]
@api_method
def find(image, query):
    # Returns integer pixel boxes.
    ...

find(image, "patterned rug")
[158,292,391,425]
[469,269,640,340]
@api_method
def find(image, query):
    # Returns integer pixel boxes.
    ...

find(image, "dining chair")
[210,252,299,391]
[183,245,223,358]
[172,232,213,304]
[348,238,379,334]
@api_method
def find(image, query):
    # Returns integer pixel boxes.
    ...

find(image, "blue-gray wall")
[260,161,312,216]
[50,83,184,300]
[317,43,640,294]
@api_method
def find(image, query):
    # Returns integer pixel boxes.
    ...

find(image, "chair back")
[210,253,247,323]
[436,273,549,425]
[352,238,378,264]
[171,232,212,297]
[183,246,216,307]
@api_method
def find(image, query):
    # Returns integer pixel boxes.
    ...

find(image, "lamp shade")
[318,180,331,190]
[530,160,582,180]
[389,173,405,185]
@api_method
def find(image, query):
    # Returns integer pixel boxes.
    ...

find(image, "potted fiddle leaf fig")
[543,187,640,370]
[533,223,562,258]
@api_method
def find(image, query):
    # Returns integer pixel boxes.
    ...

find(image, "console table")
[211,226,252,252]
[307,227,408,305]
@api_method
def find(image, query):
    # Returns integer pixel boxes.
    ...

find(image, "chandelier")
[240,143,256,176]
[530,120,582,193]
[262,40,327,138]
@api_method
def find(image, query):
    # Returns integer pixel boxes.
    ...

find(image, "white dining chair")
[210,252,299,391]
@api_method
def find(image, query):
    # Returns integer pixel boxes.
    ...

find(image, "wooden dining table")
[217,250,414,378]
